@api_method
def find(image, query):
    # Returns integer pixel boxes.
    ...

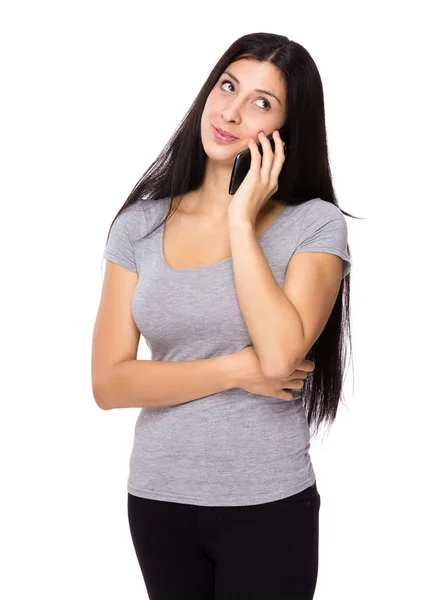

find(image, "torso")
[162,193,287,270]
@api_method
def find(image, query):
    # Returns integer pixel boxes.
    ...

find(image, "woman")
[92,32,357,600]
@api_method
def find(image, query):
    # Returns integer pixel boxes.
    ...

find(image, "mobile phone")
[228,125,290,195]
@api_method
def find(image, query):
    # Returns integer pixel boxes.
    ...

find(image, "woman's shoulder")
[279,197,345,223]
[116,196,169,238]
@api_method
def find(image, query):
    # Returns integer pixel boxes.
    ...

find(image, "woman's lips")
[212,125,238,143]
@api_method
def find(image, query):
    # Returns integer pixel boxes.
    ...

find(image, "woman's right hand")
[231,345,315,400]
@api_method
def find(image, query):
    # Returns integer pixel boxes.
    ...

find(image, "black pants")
[127,481,320,600]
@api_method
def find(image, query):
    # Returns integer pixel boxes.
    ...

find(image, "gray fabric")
[103,196,351,506]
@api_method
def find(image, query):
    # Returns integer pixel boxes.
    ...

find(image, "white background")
[1,1,436,598]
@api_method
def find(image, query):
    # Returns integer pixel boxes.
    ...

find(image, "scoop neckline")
[158,196,289,273]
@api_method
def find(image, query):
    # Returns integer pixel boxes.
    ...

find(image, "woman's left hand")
[228,129,287,227]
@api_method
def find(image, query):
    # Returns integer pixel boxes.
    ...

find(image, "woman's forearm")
[93,354,238,410]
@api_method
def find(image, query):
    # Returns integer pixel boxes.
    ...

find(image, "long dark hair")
[104,32,363,437]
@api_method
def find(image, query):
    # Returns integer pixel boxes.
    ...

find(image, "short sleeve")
[293,200,352,279]
[103,203,139,273]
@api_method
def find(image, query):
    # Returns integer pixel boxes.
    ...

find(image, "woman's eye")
[220,79,271,111]
[221,79,234,93]
[256,97,271,111]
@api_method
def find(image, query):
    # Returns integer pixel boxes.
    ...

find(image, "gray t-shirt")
[103,196,351,506]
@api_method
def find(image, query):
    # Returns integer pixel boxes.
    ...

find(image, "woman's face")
[200,58,287,165]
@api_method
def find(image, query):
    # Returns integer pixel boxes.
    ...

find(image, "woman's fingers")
[282,379,305,389]
[281,369,313,384]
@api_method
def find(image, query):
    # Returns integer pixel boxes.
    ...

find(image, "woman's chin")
[206,152,236,167]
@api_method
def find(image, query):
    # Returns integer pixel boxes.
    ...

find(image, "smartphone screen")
[228,125,290,195]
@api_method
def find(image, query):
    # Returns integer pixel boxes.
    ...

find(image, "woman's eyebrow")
[223,70,282,105]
